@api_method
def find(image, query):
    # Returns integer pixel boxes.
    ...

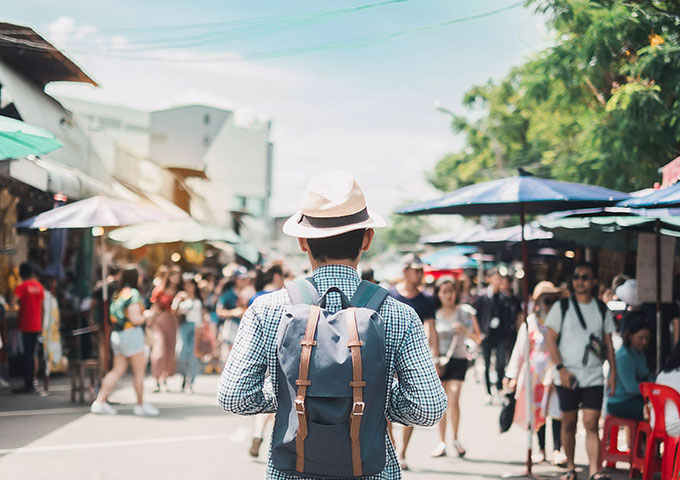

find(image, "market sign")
[661,156,680,188]
[636,232,676,303]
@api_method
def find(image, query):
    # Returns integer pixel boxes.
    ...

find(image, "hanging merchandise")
[0,188,19,252]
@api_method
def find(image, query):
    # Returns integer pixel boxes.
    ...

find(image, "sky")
[2,0,551,218]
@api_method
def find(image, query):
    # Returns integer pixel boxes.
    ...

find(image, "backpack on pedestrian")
[271,277,389,478]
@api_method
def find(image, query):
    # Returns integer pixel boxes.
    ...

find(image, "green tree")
[431,0,680,193]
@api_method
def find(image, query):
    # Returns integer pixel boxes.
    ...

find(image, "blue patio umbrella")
[617,182,680,209]
[421,246,478,270]
[398,170,629,217]
[396,170,629,476]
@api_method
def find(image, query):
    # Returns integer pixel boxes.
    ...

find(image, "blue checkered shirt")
[218,264,446,479]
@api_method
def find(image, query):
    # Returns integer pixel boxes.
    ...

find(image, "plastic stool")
[630,420,652,478]
[600,415,638,469]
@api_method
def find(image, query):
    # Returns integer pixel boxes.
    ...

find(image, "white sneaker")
[133,403,159,417]
[430,442,447,457]
[90,400,118,415]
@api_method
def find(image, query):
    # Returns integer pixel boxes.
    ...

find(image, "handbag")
[499,393,516,433]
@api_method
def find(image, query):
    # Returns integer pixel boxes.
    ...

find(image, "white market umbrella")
[17,195,188,370]
[108,219,239,249]
[17,194,187,229]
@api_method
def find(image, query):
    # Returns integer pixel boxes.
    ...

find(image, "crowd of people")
[7,172,680,480]
[8,247,680,478]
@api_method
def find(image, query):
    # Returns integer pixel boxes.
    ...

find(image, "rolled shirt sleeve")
[217,305,277,415]
[387,313,447,427]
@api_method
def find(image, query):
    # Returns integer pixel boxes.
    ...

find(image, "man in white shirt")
[545,262,617,480]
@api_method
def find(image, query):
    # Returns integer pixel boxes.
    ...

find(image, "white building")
[58,99,274,243]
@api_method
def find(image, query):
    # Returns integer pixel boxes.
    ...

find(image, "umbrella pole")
[656,220,662,375]
[503,204,540,480]
[520,205,534,476]
[101,235,111,372]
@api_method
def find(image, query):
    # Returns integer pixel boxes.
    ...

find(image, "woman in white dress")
[505,281,567,466]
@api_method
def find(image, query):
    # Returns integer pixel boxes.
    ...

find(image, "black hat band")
[299,207,369,229]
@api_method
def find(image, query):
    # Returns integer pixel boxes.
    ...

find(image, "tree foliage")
[430,1,680,193]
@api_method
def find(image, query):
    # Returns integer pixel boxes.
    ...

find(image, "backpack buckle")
[294,399,306,415]
[351,401,365,416]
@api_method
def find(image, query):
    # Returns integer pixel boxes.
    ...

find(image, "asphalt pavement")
[0,365,634,480]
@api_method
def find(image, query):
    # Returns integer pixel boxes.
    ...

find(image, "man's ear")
[361,229,375,252]
[298,237,310,253]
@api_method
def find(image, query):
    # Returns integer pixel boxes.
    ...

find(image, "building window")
[98,117,122,129]
[124,124,148,133]
[246,197,265,217]
[233,195,247,211]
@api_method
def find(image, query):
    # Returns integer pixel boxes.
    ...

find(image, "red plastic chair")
[639,382,680,480]
[600,415,638,469]
[630,420,652,478]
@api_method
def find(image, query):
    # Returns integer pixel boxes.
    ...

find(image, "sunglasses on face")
[573,274,592,282]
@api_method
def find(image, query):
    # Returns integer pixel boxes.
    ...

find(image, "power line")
[0,1,525,63]
[0,0,418,52]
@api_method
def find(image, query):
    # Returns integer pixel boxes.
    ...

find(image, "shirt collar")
[312,264,360,283]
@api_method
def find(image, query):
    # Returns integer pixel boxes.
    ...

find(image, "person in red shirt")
[13,263,45,393]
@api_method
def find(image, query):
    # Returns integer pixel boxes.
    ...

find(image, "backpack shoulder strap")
[597,300,608,337]
[285,277,320,306]
[557,297,570,345]
[350,281,389,311]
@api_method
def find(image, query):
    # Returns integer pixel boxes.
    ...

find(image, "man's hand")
[559,368,576,389]
[607,373,616,397]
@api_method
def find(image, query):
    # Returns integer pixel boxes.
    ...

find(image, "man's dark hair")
[307,229,367,262]
[611,274,630,292]
[255,264,284,292]
[120,266,139,290]
[361,266,375,283]
[574,261,596,277]
[19,263,33,280]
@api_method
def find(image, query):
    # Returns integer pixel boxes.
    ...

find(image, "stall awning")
[0,22,98,87]
[0,157,128,200]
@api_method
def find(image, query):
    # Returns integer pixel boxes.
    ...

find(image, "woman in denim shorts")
[90,266,159,417]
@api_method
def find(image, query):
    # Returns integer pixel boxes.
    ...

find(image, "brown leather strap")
[295,306,320,473]
[346,307,365,477]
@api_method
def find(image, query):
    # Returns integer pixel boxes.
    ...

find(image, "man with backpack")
[218,171,446,479]
[544,262,617,480]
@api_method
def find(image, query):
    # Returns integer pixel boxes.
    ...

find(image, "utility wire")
[0,0,418,52]
[0,1,525,63]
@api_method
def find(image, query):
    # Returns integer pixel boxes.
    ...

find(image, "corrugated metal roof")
[0,22,98,87]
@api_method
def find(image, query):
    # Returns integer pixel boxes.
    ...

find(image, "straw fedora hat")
[282,171,386,239]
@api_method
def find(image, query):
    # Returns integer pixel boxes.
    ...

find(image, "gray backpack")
[271,278,389,478]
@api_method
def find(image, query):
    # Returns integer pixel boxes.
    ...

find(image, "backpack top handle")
[318,286,352,309]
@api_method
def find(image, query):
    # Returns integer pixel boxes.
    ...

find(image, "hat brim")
[532,287,562,301]
[282,209,386,239]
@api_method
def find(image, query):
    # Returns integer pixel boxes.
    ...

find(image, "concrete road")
[0,369,631,480]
